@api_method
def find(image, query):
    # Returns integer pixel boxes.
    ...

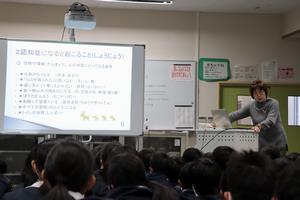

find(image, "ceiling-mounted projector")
[64,2,96,30]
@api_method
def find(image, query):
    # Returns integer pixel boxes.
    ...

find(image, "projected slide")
[4,40,133,131]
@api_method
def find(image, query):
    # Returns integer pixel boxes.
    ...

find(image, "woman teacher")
[229,80,288,152]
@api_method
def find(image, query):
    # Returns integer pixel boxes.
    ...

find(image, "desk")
[194,128,258,153]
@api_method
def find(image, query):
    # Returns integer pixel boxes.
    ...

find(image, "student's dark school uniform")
[180,189,199,200]
[147,172,173,188]
[104,186,153,200]
[0,174,12,198]
[88,169,108,198]
[1,187,42,200]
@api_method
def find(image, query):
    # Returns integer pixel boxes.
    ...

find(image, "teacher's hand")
[251,125,261,133]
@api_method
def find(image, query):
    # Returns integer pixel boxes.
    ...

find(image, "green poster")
[198,58,230,81]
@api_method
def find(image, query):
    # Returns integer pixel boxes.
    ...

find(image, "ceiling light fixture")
[95,0,174,5]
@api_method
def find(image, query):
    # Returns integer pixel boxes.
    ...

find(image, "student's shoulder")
[83,195,105,200]
[2,187,42,200]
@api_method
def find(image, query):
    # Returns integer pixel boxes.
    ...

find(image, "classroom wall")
[0,3,198,60]
[1,3,300,147]
[1,3,300,117]
[198,13,300,116]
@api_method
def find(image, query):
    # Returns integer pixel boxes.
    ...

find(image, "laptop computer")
[211,109,232,129]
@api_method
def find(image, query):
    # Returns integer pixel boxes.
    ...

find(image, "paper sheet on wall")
[261,61,277,81]
[237,96,253,125]
[174,105,194,129]
[278,67,294,80]
[233,64,259,80]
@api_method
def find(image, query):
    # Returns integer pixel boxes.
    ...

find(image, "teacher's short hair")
[249,80,268,98]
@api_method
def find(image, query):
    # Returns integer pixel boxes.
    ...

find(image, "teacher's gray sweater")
[229,98,288,150]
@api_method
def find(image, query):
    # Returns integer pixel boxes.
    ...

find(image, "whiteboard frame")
[144,60,197,131]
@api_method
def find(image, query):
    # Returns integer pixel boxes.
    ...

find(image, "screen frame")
[0,38,145,136]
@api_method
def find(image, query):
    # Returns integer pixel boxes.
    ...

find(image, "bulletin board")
[219,82,300,153]
[144,60,197,130]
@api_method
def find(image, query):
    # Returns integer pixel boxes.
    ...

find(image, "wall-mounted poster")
[233,64,259,81]
[278,67,294,80]
[261,61,277,81]
[198,58,230,82]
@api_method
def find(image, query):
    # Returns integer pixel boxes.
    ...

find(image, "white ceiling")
[0,0,300,14]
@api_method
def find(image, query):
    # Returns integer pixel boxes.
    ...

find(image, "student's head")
[0,160,7,174]
[225,150,274,200]
[106,153,147,188]
[138,148,155,172]
[276,161,300,200]
[260,145,281,160]
[182,147,202,163]
[21,150,38,187]
[165,156,184,186]
[30,139,58,179]
[249,80,268,100]
[179,162,193,190]
[100,141,122,168]
[212,146,236,171]
[150,152,169,173]
[93,144,103,170]
[191,158,221,196]
[107,144,137,162]
[285,152,300,161]
[42,139,95,200]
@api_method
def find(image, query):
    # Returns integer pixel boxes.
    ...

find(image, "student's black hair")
[0,160,7,174]
[275,161,300,200]
[260,145,281,160]
[138,148,155,172]
[178,162,194,190]
[20,139,58,187]
[182,147,202,163]
[93,144,103,170]
[190,158,221,196]
[21,150,38,187]
[100,141,121,166]
[212,146,236,193]
[107,144,137,162]
[285,152,300,161]
[212,146,236,171]
[149,152,169,173]
[42,138,94,200]
[226,150,275,200]
[107,153,147,187]
[249,80,268,98]
[106,153,179,200]
[31,139,58,174]
[165,156,184,186]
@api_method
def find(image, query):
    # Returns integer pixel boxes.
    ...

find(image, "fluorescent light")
[95,0,174,5]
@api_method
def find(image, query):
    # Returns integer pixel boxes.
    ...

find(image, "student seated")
[89,141,121,197]
[224,150,275,200]
[138,148,155,176]
[275,160,300,200]
[147,152,173,188]
[182,148,202,164]
[2,139,57,200]
[105,153,179,200]
[40,138,101,200]
[178,161,197,200]
[0,160,12,198]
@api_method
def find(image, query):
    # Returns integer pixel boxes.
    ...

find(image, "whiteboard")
[144,60,196,130]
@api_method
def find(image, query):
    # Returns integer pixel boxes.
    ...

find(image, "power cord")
[199,128,232,152]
